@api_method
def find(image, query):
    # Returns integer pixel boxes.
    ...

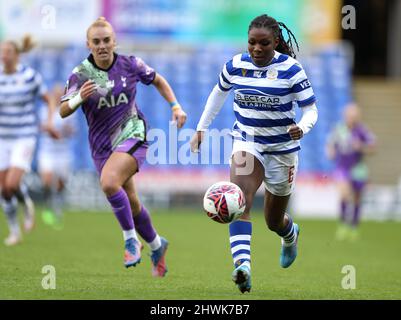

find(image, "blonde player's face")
[87,26,116,67]
[0,42,18,68]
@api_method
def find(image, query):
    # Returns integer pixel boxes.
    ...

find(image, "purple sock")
[340,200,348,223]
[107,189,134,231]
[352,204,361,227]
[134,205,157,243]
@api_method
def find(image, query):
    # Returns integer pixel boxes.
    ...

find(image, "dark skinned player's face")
[248,27,279,67]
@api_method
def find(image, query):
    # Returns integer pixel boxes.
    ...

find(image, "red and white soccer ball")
[203,181,246,224]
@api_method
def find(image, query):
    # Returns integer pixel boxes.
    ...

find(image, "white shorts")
[0,138,37,172]
[230,140,298,196]
[38,152,71,181]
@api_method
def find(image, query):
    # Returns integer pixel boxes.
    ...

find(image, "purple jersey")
[61,53,155,159]
[328,123,375,179]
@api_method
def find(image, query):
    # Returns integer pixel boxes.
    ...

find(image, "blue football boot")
[280,223,300,268]
[232,263,251,293]
[124,238,142,268]
[150,237,169,277]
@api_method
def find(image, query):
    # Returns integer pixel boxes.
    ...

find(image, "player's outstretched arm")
[60,80,97,118]
[190,85,229,152]
[151,73,187,128]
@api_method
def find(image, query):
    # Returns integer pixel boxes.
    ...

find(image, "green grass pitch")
[0,208,400,299]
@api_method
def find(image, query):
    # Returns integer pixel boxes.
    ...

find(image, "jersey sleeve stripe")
[292,79,313,93]
[297,95,317,107]
[218,80,231,92]
[277,64,302,79]
[219,75,232,90]
[220,71,232,85]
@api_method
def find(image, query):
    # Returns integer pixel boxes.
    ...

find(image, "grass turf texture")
[0,208,400,299]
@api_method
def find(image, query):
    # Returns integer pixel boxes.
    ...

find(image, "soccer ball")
[203,181,246,224]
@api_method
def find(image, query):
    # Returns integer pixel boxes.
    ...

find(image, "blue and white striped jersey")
[219,51,316,154]
[0,64,47,139]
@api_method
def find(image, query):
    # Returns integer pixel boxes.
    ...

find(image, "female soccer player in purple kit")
[326,103,376,241]
[60,17,187,276]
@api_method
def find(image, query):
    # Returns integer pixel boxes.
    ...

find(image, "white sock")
[149,234,161,251]
[123,229,138,241]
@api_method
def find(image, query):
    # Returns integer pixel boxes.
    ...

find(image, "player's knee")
[100,176,121,197]
[2,183,19,199]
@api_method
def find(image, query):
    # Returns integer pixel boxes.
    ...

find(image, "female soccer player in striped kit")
[0,35,57,246]
[60,17,187,276]
[191,14,318,293]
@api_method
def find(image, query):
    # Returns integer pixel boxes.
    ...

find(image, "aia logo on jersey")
[97,93,129,109]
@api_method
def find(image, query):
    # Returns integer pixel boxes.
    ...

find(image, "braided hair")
[248,14,299,58]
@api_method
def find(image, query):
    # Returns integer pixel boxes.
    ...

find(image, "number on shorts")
[288,165,295,183]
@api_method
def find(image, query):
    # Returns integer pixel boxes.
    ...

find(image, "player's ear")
[86,40,90,49]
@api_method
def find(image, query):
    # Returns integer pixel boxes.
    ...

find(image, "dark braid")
[248,14,299,58]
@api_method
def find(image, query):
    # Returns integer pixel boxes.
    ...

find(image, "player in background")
[0,35,57,246]
[191,14,318,293]
[59,17,187,276]
[326,103,376,241]
[38,84,76,230]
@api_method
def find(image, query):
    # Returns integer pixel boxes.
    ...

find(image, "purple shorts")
[93,138,148,175]
[334,168,366,192]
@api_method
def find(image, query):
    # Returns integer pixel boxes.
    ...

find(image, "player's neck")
[90,52,117,71]
[95,58,113,70]
[3,64,17,74]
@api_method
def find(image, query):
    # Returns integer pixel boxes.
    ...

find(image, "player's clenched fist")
[287,124,304,140]
[79,80,97,100]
